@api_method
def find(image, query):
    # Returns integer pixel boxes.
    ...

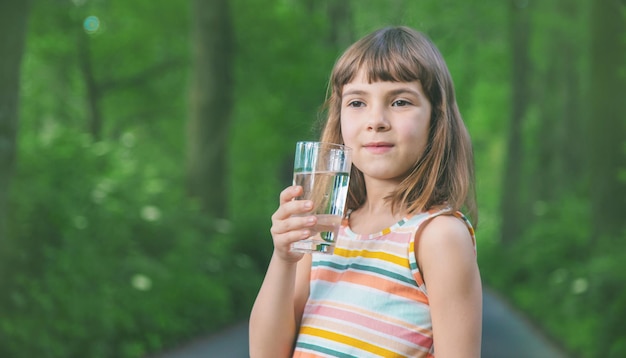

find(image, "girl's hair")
[318,26,477,225]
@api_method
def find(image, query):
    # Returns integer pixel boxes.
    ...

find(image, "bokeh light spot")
[141,205,162,222]
[131,274,152,291]
[571,277,589,295]
[83,16,100,34]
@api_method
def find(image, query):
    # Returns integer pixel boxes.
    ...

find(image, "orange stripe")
[311,267,429,305]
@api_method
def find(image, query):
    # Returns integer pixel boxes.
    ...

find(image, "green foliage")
[2,128,260,357]
[0,1,262,356]
[477,1,626,357]
[482,194,626,357]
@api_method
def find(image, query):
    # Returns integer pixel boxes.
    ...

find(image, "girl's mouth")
[364,142,393,154]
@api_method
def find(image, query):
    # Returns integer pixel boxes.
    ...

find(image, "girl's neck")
[349,202,403,235]
[348,178,406,235]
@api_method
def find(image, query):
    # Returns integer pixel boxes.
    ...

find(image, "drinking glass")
[290,141,352,254]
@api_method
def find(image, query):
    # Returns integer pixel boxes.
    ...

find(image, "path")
[151,288,569,358]
[480,289,568,358]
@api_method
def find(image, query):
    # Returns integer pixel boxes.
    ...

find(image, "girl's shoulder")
[417,212,477,256]
[409,208,474,237]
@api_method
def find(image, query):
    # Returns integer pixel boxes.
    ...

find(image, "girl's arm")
[249,254,311,357]
[418,215,482,358]
[249,186,317,358]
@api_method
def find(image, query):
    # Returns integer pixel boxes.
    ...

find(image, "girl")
[249,26,482,358]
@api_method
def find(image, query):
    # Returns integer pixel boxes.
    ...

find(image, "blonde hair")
[318,26,477,225]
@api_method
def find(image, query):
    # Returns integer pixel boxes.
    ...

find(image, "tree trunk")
[186,0,234,221]
[0,1,30,244]
[530,0,584,208]
[326,0,354,50]
[532,59,558,204]
[552,0,585,198]
[78,32,103,141]
[499,0,531,245]
[588,0,626,240]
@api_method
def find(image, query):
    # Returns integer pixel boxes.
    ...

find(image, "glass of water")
[290,141,352,254]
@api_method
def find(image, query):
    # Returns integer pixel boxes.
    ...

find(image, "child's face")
[340,69,432,184]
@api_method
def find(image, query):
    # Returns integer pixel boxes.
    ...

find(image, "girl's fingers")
[271,215,317,236]
[279,185,302,204]
[283,227,313,244]
[272,200,313,222]
[271,223,314,263]
[270,185,317,262]
[272,186,314,222]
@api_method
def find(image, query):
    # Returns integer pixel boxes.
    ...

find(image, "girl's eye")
[347,100,365,108]
[392,99,411,107]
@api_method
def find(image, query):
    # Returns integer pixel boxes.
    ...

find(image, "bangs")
[331,27,433,94]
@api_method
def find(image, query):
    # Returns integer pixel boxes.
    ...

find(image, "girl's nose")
[367,109,390,132]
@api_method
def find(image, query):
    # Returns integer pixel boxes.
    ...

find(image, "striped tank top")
[293,209,476,358]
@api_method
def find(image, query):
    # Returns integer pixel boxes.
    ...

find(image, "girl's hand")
[270,185,317,263]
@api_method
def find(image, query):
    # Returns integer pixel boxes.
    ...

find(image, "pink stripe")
[306,303,433,348]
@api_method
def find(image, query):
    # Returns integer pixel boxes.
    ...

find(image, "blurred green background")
[0,0,625,357]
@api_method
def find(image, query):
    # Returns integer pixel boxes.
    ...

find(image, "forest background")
[0,0,625,357]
